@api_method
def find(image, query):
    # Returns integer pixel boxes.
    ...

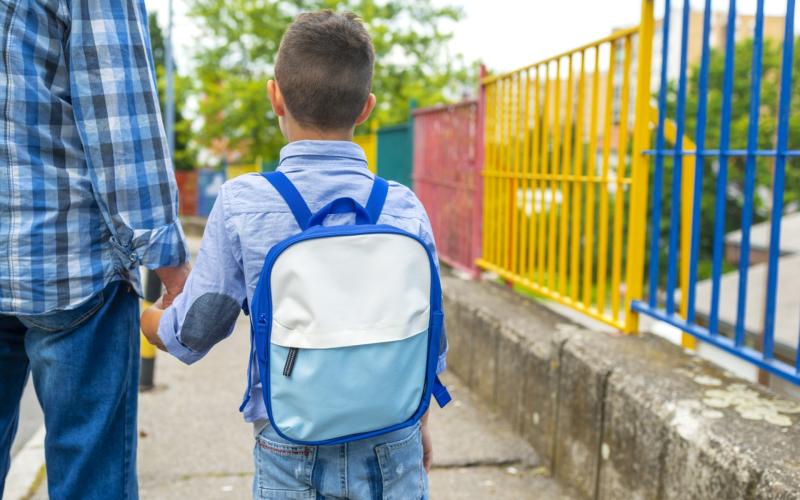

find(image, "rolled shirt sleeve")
[67,0,188,269]
[158,187,247,364]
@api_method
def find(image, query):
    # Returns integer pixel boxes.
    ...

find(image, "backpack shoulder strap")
[364,176,389,224]
[262,171,312,230]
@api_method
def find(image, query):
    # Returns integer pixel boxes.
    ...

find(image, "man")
[0,1,190,498]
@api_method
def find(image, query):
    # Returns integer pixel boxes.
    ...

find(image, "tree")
[189,0,473,163]
[654,37,800,282]
[148,12,196,170]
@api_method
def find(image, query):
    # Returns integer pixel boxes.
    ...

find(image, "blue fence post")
[734,0,765,348]
[647,0,672,309]
[686,0,713,324]
[763,0,795,361]
[709,0,738,335]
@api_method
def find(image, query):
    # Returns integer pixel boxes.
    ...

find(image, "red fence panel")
[175,170,198,216]
[412,99,483,277]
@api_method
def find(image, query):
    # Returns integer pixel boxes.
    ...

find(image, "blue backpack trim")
[241,172,450,445]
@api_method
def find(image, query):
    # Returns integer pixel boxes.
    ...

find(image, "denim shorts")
[253,422,427,500]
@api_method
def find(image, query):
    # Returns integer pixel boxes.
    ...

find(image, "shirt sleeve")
[417,208,448,375]
[67,0,188,269]
[157,187,247,364]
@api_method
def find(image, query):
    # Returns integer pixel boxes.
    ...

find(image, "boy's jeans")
[254,421,428,500]
[0,281,140,500]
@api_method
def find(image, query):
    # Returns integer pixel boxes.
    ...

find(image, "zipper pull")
[283,348,299,377]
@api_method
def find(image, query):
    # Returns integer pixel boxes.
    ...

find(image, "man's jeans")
[0,281,140,500]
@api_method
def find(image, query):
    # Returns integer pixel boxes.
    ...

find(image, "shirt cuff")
[157,306,205,365]
[134,220,190,269]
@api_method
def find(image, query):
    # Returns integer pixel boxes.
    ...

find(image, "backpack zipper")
[283,347,299,376]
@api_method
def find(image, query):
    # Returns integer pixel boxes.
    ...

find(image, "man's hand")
[155,261,191,307]
[421,411,433,472]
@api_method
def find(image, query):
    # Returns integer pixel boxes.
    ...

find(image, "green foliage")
[653,37,800,283]
[188,0,474,163]
[148,12,197,170]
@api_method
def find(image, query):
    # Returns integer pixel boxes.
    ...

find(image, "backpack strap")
[364,176,389,224]
[262,171,313,230]
[264,171,389,228]
[239,325,255,412]
[432,375,451,408]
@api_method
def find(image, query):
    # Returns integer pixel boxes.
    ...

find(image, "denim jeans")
[0,281,140,500]
[254,422,428,500]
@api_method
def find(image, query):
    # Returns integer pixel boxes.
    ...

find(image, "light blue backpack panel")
[244,171,450,445]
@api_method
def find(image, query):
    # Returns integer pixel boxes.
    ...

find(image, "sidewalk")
[23,310,572,499]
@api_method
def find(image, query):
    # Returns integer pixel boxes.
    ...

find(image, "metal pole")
[165,0,175,157]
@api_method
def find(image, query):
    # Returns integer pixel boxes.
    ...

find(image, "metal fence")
[413,101,483,277]
[477,7,655,331]
[354,123,378,173]
[631,0,800,385]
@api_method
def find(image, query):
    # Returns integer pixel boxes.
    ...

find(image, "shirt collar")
[277,140,369,171]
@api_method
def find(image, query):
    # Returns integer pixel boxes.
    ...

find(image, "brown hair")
[275,11,375,130]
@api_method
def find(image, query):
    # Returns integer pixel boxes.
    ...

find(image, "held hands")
[155,261,191,308]
[141,262,191,351]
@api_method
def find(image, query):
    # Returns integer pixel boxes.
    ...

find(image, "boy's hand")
[421,411,433,472]
[141,296,167,351]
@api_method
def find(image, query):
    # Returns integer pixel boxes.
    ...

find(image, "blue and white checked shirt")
[157,141,447,422]
[0,0,188,314]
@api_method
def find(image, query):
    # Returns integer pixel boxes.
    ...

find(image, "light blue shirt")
[158,140,447,422]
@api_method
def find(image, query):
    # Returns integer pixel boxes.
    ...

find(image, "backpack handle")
[307,197,371,227]
[263,172,389,230]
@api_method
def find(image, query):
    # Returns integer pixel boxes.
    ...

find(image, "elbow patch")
[180,293,241,352]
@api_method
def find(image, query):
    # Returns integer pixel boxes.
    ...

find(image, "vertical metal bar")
[538,64,552,283]
[570,50,587,302]
[500,77,511,271]
[665,0,691,316]
[735,0,765,347]
[763,0,794,360]
[558,55,576,296]
[611,35,633,322]
[648,0,671,309]
[529,67,542,282]
[624,0,655,332]
[597,41,617,315]
[686,0,713,324]
[519,70,533,279]
[709,0,737,335]
[583,48,601,308]
[483,83,496,265]
[165,0,175,157]
[510,73,522,276]
[548,59,563,291]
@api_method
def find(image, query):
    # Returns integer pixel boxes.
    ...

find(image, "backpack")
[241,171,451,445]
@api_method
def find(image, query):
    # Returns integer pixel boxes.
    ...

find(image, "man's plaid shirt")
[0,0,188,314]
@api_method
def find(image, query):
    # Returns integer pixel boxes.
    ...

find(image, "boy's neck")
[285,123,354,143]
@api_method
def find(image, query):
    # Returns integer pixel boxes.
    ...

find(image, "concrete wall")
[442,274,800,500]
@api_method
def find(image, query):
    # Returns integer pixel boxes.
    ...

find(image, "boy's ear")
[267,80,286,117]
[354,93,377,126]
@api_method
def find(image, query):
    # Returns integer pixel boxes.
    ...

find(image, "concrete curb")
[442,273,800,499]
[5,425,46,500]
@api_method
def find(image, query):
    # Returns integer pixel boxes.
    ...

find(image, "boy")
[141,11,447,500]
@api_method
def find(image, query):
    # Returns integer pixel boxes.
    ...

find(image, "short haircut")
[275,11,375,130]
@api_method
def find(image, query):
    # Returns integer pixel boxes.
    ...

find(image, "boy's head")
[269,11,376,139]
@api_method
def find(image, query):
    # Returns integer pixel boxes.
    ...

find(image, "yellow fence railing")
[477,1,655,332]
[353,122,378,173]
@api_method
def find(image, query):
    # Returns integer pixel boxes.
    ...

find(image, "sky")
[145,0,797,76]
